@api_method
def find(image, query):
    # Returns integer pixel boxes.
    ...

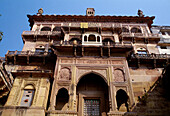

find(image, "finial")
[37,8,43,16]
[138,9,144,17]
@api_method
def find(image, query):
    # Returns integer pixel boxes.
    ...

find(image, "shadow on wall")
[131,64,170,116]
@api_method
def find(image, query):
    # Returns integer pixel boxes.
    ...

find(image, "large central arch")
[76,73,109,116]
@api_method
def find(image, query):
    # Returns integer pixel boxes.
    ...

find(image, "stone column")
[69,65,77,111]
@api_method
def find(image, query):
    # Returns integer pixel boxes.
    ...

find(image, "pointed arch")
[55,88,69,110]
[116,89,129,112]
[77,71,108,85]
[41,27,51,31]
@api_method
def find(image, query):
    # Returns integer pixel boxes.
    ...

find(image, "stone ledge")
[108,111,137,116]
[47,110,77,114]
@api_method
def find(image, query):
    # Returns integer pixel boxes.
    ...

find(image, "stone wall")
[129,68,162,102]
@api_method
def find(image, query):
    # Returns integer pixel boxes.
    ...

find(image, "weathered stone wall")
[129,68,162,102]
[132,85,170,116]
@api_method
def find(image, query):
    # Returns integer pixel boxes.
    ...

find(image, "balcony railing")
[6,50,51,56]
[121,32,159,38]
[131,53,170,59]
[52,41,132,48]
[22,31,61,36]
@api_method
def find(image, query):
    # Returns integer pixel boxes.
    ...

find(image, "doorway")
[76,73,109,116]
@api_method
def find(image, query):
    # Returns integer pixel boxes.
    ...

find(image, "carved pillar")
[70,65,77,111]
[48,78,57,110]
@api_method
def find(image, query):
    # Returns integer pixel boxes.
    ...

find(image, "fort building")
[0,8,170,116]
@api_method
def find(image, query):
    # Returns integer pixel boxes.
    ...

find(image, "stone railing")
[22,31,61,36]
[121,32,159,38]
[52,41,132,48]
[6,50,51,56]
[131,53,170,59]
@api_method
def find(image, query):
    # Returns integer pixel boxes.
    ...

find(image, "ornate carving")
[59,68,71,80]
[77,59,107,64]
[114,69,125,82]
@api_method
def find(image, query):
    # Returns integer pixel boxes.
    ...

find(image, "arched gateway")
[76,73,109,116]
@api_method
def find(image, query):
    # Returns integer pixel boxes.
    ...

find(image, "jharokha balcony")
[5,50,55,65]
[52,40,133,48]
[128,53,170,68]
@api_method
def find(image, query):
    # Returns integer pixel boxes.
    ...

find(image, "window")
[131,27,142,33]
[137,47,147,54]
[161,46,167,49]
[161,32,166,35]
[122,27,129,33]
[20,85,35,107]
[84,36,87,41]
[41,27,51,31]
[35,45,45,53]
[88,35,96,41]
[84,99,100,116]
[97,36,100,42]
[82,33,102,45]
[53,27,61,31]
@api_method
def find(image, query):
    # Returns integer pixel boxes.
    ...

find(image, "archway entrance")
[76,73,109,116]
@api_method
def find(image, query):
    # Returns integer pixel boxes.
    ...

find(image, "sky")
[0,0,170,57]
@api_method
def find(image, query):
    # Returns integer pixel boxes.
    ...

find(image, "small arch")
[131,27,142,33]
[122,27,129,33]
[88,34,96,41]
[116,89,129,112]
[55,88,69,110]
[24,84,35,90]
[97,36,100,42]
[136,47,148,54]
[41,27,51,31]
[84,35,87,41]
[35,45,45,52]
[53,26,61,31]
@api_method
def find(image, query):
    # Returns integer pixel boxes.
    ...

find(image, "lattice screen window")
[84,99,100,116]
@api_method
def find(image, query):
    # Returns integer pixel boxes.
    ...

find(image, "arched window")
[84,35,87,41]
[53,27,61,31]
[35,45,45,53]
[41,27,51,31]
[97,36,100,42]
[116,89,129,112]
[88,34,96,41]
[137,47,147,54]
[122,27,129,33]
[20,85,35,107]
[131,27,142,33]
[82,33,102,45]
[55,88,69,110]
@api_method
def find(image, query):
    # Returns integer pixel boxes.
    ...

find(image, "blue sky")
[0,0,170,56]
